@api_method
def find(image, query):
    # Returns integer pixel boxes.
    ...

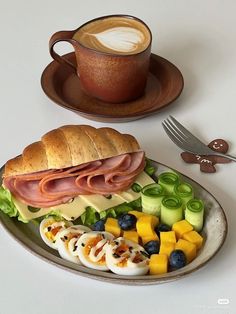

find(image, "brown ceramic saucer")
[41,52,184,122]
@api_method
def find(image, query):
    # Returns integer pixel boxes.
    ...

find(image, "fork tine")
[162,122,190,152]
[163,122,201,154]
[166,117,188,139]
[163,120,186,143]
[169,115,205,143]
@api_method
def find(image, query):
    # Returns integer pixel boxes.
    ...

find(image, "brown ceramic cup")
[49,15,152,103]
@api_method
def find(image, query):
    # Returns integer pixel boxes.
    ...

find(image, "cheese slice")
[79,194,125,213]
[134,171,155,186]
[118,171,155,202]
[13,196,88,221]
[13,171,155,221]
[118,189,140,202]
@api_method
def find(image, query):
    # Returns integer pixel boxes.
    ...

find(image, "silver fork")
[162,115,236,162]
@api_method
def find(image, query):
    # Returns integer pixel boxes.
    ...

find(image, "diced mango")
[128,210,146,219]
[160,231,176,244]
[150,215,159,226]
[149,254,168,275]
[136,215,159,238]
[159,242,175,257]
[172,220,193,239]
[175,239,196,263]
[105,218,121,237]
[142,233,159,245]
[123,230,139,243]
[183,231,203,250]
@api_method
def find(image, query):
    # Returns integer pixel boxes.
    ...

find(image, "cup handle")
[49,30,77,73]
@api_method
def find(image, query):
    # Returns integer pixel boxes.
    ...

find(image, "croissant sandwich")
[0,125,154,223]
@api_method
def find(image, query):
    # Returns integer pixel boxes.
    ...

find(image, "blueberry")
[144,240,160,255]
[155,223,171,237]
[169,250,187,269]
[118,214,137,230]
[92,219,105,231]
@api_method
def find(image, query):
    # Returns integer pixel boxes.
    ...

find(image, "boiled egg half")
[39,216,72,249]
[76,231,114,271]
[55,225,91,264]
[105,237,149,276]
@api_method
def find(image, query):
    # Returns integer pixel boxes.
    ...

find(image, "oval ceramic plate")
[0,161,227,285]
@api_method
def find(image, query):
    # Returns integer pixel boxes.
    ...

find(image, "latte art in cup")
[91,27,145,53]
[73,16,151,55]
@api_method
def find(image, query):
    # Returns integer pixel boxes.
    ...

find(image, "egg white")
[76,231,114,271]
[39,217,73,249]
[55,225,91,263]
[105,237,149,276]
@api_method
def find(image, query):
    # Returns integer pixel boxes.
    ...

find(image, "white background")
[0,0,235,313]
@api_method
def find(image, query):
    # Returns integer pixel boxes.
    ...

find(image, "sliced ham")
[39,161,102,198]
[3,151,145,208]
[104,151,145,183]
[75,152,145,194]
[4,176,73,207]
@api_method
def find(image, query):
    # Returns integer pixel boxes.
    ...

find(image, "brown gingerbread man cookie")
[181,139,231,173]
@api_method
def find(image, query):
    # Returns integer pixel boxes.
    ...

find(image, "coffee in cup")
[49,15,152,103]
[73,16,151,55]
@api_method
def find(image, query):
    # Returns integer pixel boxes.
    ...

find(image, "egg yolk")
[84,235,106,264]
[114,242,145,267]
[45,226,63,240]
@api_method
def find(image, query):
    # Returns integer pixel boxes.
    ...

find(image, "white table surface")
[0,0,235,313]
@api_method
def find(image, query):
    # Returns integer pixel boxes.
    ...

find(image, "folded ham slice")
[3,151,145,208]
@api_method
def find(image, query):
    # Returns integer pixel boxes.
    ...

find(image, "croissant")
[4,125,140,177]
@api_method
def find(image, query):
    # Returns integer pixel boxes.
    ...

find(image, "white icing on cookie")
[212,141,224,150]
[200,159,212,164]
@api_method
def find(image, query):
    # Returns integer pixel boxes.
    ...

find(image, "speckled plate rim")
[0,161,228,285]
[40,53,184,120]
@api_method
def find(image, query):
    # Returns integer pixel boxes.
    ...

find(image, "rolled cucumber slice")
[174,182,194,208]
[158,172,180,194]
[141,183,164,216]
[160,195,183,227]
[185,198,204,232]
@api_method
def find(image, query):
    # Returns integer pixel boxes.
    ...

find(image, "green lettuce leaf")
[0,186,18,217]
[44,210,63,221]
[80,206,100,226]
[99,208,116,220]
[127,197,142,209]
[17,214,29,223]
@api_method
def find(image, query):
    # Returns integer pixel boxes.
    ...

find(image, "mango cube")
[136,215,159,238]
[105,218,121,237]
[175,239,196,263]
[159,242,175,257]
[123,230,139,243]
[149,254,168,275]
[142,233,159,245]
[172,220,193,239]
[160,231,176,244]
[183,231,203,250]
[128,210,146,219]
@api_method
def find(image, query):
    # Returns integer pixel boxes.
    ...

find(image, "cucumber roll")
[158,172,180,194]
[174,182,194,208]
[185,199,204,232]
[141,183,164,216]
[161,196,183,227]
